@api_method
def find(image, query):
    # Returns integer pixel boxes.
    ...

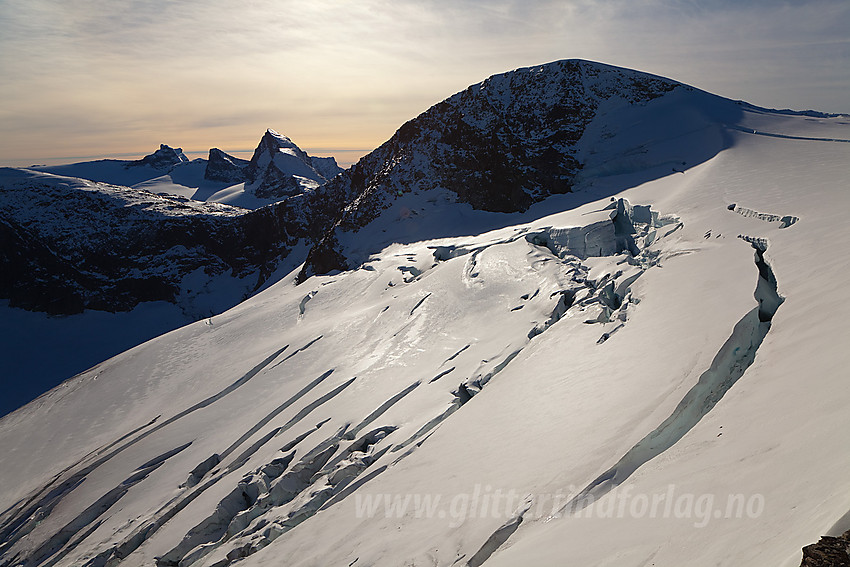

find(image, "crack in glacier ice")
[728,203,798,229]
[561,240,784,514]
[344,381,421,441]
[2,442,192,567]
[0,345,292,561]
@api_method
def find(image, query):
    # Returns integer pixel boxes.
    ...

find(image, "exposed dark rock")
[297,59,681,279]
[129,144,189,170]
[204,148,249,182]
[801,531,850,567]
[296,233,349,283]
[252,162,306,199]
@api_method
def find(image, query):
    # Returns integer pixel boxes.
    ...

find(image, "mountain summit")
[130,144,190,170]
[296,59,739,279]
[204,148,250,183]
[244,128,340,199]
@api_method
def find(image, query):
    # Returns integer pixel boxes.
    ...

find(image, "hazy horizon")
[3,146,373,169]
[2,0,848,168]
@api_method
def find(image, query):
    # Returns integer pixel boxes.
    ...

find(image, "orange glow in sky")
[1,1,848,168]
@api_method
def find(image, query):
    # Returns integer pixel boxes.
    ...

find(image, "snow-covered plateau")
[1,60,849,567]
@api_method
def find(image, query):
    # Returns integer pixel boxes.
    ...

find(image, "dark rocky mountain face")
[250,163,307,199]
[331,60,676,210]
[129,144,189,170]
[0,170,302,316]
[800,530,850,566]
[296,60,682,280]
[204,148,250,182]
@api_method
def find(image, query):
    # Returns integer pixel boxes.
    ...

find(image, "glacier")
[1,60,849,567]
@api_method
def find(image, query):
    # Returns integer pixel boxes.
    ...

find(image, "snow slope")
[1,61,849,567]
[0,167,304,416]
[0,300,188,420]
[0,132,342,416]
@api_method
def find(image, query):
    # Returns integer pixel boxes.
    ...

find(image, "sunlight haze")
[1,0,848,167]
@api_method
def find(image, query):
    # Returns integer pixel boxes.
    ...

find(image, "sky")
[0,0,848,168]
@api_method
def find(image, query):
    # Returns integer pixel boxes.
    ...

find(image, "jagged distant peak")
[248,128,310,168]
[131,143,189,170]
[256,128,309,160]
[202,132,342,198]
[264,128,296,147]
[263,129,342,170]
[244,128,333,198]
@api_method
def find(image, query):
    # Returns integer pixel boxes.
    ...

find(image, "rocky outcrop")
[130,144,189,170]
[204,148,250,182]
[801,530,850,566]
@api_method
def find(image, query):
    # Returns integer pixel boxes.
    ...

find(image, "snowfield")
[1,61,849,567]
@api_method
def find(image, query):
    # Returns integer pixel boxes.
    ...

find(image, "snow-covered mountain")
[295,60,737,280]
[1,60,850,567]
[243,129,339,200]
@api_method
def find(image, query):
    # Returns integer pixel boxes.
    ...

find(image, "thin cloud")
[1,0,848,165]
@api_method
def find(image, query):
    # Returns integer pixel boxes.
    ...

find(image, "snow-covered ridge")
[0,168,296,315]
[295,59,739,280]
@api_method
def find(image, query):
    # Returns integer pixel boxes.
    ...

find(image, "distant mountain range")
[28,129,343,210]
